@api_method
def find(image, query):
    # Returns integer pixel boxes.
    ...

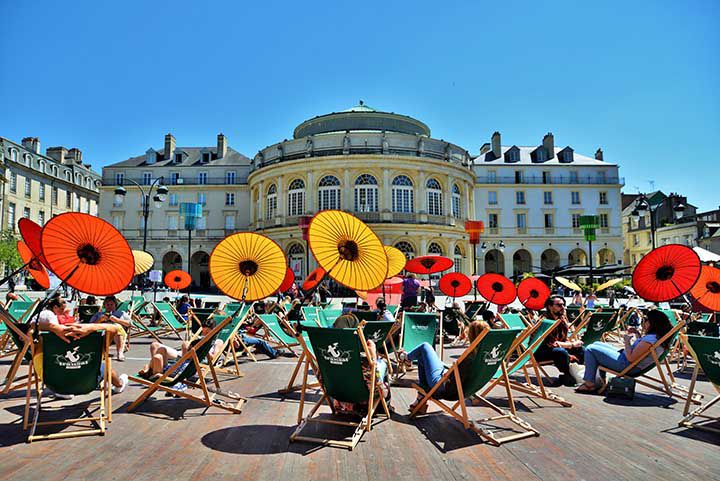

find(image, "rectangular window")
[599,192,608,205]
[25,178,32,198]
[167,215,178,230]
[7,203,15,229]
[169,193,178,206]
[66,191,71,208]
[544,213,554,228]
[516,213,527,233]
[515,191,525,205]
[198,193,207,205]
[201,152,211,163]
[542,171,551,184]
[355,186,378,213]
[392,188,413,213]
[514,171,523,184]
[288,190,305,216]
[487,171,497,183]
[198,172,207,185]
[599,213,609,228]
[267,193,278,219]
[142,172,152,185]
[427,191,442,216]
[488,191,498,205]
[115,173,124,185]
[569,171,579,183]
[52,186,58,205]
[571,191,581,204]
[543,191,553,205]
[196,216,206,230]
[9,172,16,193]
[226,171,236,185]
[225,192,235,206]
[38,210,45,226]
[112,215,123,230]
[75,194,80,212]
[170,172,180,185]
[23,207,30,219]
[488,213,498,229]
[174,153,183,164]
[572,213,581,228]
[633,234,638,246]
[225,215,235,230]
[39,183,45,202]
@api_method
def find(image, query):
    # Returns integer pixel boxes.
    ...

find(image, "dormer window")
[536,149,547,162]
[174,153,183,164]
[201,152,211,163]
[504,147,520,163]
[559,148,574,163]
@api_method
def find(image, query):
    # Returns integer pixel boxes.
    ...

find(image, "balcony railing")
[476,176,624,185]
[105,176,248,187]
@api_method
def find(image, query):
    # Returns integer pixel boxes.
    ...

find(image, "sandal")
[575,383,598,394]
[408,399,428,415]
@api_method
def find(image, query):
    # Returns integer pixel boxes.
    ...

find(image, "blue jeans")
[583,342,633,382]
[408,342,445,391]
[242,335,278,359]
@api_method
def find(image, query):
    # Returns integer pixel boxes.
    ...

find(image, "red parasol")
[517,277,551,311]
[369,276,403,294]
[302,267,326,292]
[41,213,134,296]
[278,267,296,294]
[165,270,191,290]
[405,255,454,276]
[476,273,517,305]
[17,241,50,289]
[439,272,472,298]
[632,244,701,302]
[18,218,50,269]
[689,265,720,312]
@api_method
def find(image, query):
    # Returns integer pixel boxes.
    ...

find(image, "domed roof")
[293,102,431,139]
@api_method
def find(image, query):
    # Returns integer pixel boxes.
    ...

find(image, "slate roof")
[106,146,251,168]
[473,146,614,166]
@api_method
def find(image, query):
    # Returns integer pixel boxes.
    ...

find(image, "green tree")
[0,229,22,274]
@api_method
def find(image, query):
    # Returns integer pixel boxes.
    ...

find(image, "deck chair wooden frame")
[24,331,112,442]
[256,313,299,354]
[278,318,320,395]
[127,315,245,415]
[0,308,36,394]
[409,327,539,446]
[204,305,254,374]
[599,319,701,404]
[0,300,39,358]
[290,322,391,450]
[481,318,572,408]
[150,302,186,340]
[678,334,720,433]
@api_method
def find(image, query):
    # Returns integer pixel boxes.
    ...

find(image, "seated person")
[176,295,191,320]
[333,311,360,329]
[286,299,303,322]
[36,296,128,396]
[444,302,469,345]
[481,309,505,329]
[398,320,489,413]
[577,310,673,393]
[89,296,131,361]
[375,297,395,323]
[534,295,584,387]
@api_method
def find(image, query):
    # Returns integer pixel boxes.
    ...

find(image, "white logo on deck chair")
[410,323,430,331]
[320,342,351,365]
[592,320,606,331]
[483,344,504,365]
[705,351,720,367]
[53,347,94,370]
[368,330,384,343]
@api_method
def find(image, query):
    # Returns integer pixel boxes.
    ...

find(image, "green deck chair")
[152,302,186,339]
[500,313,531,347]
[686,321,719,338]
[7,300,36,323]
[291,325,391,450]
[224,302,243,316]
[128,315,245,415]
[190,307,216,333]
[409,327,539,446]
[205,310,251,375]
[578,311,618,345]
[278,317,320,395]
[0,305,35,394]
[25,331,111,442]
[318,309,343,327]
[257,313,299,353]
[301,306,319,323]
[77,305,101,323]
[393,312,439,379]
[679,334,720,433]
[464,301,486,319]
[18,293,32,302]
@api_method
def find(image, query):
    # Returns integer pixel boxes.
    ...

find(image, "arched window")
[266,184,277,220]
[9,148,18,162]
[52,166,58,177]
[23,154,31,165]
[288,179,305,217]
[392,175,414,213]
[428,242,443,255]
[454,245,463,273]
[427,178,443,216]
[394,241,415,260]
[452,183,461,218]
[318,175,341,211]
[354,174,378,212]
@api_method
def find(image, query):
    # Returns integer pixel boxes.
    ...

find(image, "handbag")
[606,376,635,399]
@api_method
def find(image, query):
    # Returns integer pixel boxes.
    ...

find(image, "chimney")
[491,131,501,158]
[595,148,604,161]
[542,132,554,158]
[22,137,40,154]
[164,133,176,160]
[217,133,227,158]
[68,148,83,164]
[46,146,68,164]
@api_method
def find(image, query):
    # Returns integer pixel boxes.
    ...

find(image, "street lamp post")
[480,240,505,274]
[299,216,313,278]
[631,193,686,250]
[114,177,169,290]
[464,220,484,275]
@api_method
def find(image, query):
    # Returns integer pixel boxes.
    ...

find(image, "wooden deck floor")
[0,335,718,481]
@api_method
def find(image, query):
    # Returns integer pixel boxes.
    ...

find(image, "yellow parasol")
[384,245,406,278]
[308,210,388,291]
[595,278,623,292]
[555,276,582,292]
[209,232,286,301]
[132,250,154,275]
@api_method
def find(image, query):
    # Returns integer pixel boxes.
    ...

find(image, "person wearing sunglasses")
[535,295,584,387]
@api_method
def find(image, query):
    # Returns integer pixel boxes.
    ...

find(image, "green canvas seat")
[152,302,186,339]
[500,313,530,347]
[679,334,720,433]
[25,331,111,442]
[361,320,395,347]
[401,312,438,352]
[291,325,391,450]
[257,313,299,351]
[318,309,343,327]
[224,302,243,316]
[77,305,100,323]
[579,311,617,345]
[409,327,539,446]
[7,300,35,323]
[190,307,216,333]
[18,293,32,302]
[354,310,380,324]
[301,306,319,324]
[686,321,719,338]
[0,305,35,394]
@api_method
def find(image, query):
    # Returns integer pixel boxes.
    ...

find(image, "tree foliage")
[0,230,22,272]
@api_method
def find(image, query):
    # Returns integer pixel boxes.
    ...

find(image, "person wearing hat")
[89,295,131,361]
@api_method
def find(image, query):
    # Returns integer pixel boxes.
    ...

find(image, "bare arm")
[66,322,121,339]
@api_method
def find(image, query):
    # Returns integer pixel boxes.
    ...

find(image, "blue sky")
[1,1,718,210]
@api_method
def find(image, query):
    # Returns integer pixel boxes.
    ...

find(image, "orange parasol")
[165,270,191,290]
[405,255,454,276]
[132,250,155,275]
[308,210,387,291]
[384,246,406,278]
[209,232,286,301]
[41,213,134,296]
[278,267,296,294]
[632,244,701,302]
[18,218,50,269]
[476,273,516,305]
[17,241,50,289]
[689,265,720,312]
[302,267,326,292]
[439,272,472,299]
[517,277,550,311]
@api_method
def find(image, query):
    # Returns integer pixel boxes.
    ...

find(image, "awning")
[693,246,720,262]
